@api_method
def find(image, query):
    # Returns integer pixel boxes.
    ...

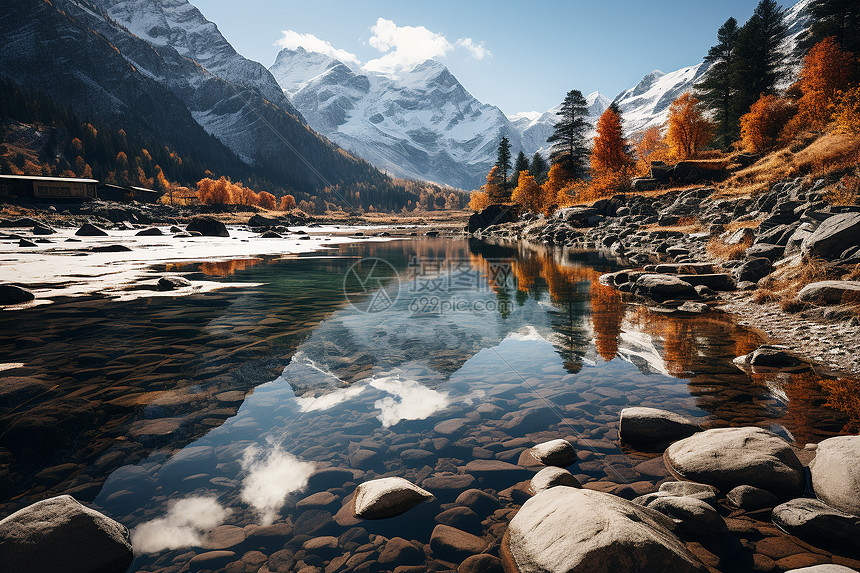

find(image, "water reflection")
[1,237,858,572]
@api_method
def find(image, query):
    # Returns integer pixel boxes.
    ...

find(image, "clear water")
[0,237,853,572]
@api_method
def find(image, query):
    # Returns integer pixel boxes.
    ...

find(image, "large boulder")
[529,439,576,467]
[502,487,705,573]
[619,407,700,444]
[529,467,581,495]
[734,257,772,283]
[0,285,35,305]
[186,217,229,237]
[468,204,520,233]
[633,274,698,302]
[0,495,133,573]
[664,427,805,496]
[352,477,434,519]
[809,436,860,516]
[772,498,860,556]
[648,496,726,537]
[248,214,281,228]
[801,212,860,259]
[797,281,860,306]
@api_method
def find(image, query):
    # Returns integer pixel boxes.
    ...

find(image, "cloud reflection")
[130,496,228,554]
[370,377,450,427]
[240,445,316,525]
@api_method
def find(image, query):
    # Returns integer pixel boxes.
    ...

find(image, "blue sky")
[193,0,798,116]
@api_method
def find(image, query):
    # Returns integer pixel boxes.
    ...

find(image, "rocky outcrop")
[0,495,133,573]
[664,427,805,496]
[352,477,434,519]
[772,498,860,556]
[632,274,698,302]
[619,407,700,444]
[469,205,520,234]
[503,487,705,573]
[797,281,860,306]
[809,436,860,516]
[801,212,860,260]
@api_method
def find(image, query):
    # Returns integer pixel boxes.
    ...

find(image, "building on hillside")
[98,183,164,203]
[0,174,98,200]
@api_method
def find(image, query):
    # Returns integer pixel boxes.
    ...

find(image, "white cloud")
[370,377,450,427]
[364,18,490,74]
[131,496,229,553]
[275,30,360,65]
[455,38,491,60]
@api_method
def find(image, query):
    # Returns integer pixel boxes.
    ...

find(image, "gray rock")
[633,274,698,302]
[733,345,807,370]
[529,439,576,467]
[157,276,192,291]
[745,243,784,261]
[801,212,860,259]
[529,467,581,495]
[797,281,860,306]
[32,224,54,235]
[648,496,726,536]
[810,436,860,516]
[91,244,132,252]
[734,257,772,283]
[353,477,434,519]
[664,427,805,496]
[18,238,37,247]
[75,223,108,236]
[504,487,705,573]
[772,498,860,555]
[726,485,779,510]
[658,481,718,505]
[0,495,133,573]
[0,285,35,305]
[186,217,229,237]
[619,407,700,444]
[135,227,163,236]
[726,228,755,245]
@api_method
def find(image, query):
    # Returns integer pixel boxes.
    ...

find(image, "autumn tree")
[511,171,543,213]
[495,136,513,199]
[468,190,491,211]
[531,152,549,184]
[833,86,860,134]
[547,90,590,178]
[740,94,798,152]
[485,165,507,204]
[666,93,714,159]
[794,37,856,130]
[542,163,571,210]
[279,194,297,211]
[591,105,631,174]
[634,127,670,174]
[696,17,740,147]
[258,191,277,210]
[732,0,789,122]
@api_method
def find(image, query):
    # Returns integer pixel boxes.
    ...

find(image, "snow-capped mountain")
[271,49,522,190]
[508,91,612,158]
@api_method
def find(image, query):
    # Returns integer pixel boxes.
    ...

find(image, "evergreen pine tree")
[696,17,740,148]
[512,151,529,184]
[495,136,512,198]
[531,152,548,184]
[547,90,590,178]
[732,0,788,124]
[801,0,860,57]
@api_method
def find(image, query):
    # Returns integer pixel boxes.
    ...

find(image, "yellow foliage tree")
[665,93,713,160]
[511,171,543,213]
[833,86,860,135]
[542,163,571,211]
[634,127,670,175]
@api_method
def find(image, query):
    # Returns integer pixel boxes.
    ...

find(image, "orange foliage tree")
[485,166,504,204]
[279,194,297,211]
[468,190,490,211]
[258,191,277,210]
[591,106,630,174]
[542,163,571,210]
[833,86,860,135]
[740,94,798,152]
[634,127,670,175]
[665,93,714,160]
[794,37,857,131]
[196,176,234,206]
[511,171,543,213]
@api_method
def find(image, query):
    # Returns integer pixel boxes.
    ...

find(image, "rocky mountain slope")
[0,0,397,200]
[270,48,522,190]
